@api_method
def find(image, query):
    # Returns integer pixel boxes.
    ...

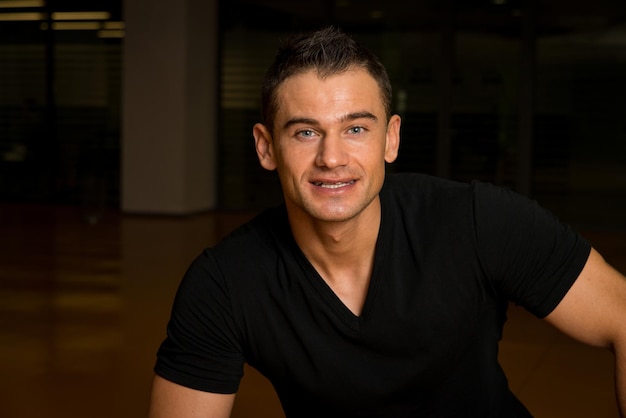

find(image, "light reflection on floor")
[0,203,622,417]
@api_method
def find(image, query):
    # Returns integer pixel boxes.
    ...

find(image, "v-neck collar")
[279,193,390,331]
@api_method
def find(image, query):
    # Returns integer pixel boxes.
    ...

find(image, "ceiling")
[2,0,625,38]
[234,0,626,36]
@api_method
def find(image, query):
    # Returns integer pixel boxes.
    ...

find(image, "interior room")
[1,0,625,416]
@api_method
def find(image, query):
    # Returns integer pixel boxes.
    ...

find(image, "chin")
[310,206,359,223]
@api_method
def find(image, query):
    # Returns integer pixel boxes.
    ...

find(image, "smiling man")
[252,65,400,316]
[149,26,626,417]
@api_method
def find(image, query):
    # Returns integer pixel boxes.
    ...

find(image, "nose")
[315,134,348,168]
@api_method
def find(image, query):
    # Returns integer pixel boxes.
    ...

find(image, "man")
[149,26,626,417]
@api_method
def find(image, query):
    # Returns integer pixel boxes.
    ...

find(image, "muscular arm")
[545,247,626,416]
[149,375,236,418]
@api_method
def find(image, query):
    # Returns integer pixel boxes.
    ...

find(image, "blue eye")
[349,126,364,134]
[295,129,317,141]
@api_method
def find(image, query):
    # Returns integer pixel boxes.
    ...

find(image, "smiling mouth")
[313,180,355,189]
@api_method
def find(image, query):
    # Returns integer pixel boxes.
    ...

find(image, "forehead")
[274,68,385,122]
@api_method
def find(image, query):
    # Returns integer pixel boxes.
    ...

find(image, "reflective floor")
[0,202,623,417]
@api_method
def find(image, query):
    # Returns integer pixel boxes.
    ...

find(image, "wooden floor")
[0,202,623,417]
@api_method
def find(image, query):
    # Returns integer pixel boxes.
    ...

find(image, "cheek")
[358,141,386,163]
[276,144,315,170]
[274,154,307,185]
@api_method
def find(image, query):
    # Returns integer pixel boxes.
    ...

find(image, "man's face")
[254,68,400,225]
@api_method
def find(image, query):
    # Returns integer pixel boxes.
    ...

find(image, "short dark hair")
[260,26,393,132]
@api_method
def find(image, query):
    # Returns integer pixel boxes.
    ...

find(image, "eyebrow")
[282,111,378,130]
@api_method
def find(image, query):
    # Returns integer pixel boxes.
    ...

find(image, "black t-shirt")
[155,173,591,417]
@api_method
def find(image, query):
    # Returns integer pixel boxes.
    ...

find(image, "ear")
[253,123,277,171]
[384,114,401,163]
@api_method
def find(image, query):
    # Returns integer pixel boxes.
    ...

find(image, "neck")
[288,198,381,301]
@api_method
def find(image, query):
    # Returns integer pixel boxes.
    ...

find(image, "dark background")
[1,0,625,229]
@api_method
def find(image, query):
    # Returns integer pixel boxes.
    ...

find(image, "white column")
[122,0,218,214]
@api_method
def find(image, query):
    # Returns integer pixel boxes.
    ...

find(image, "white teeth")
[316,181,353,189]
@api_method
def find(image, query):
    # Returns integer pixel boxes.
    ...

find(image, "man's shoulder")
[210,204,288,257]
[177,205,292,306]
[385,171,470,188]
[382,172,474,202]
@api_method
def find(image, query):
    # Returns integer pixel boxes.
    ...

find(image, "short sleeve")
[471,182,591,318]
[154,250,245,393]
